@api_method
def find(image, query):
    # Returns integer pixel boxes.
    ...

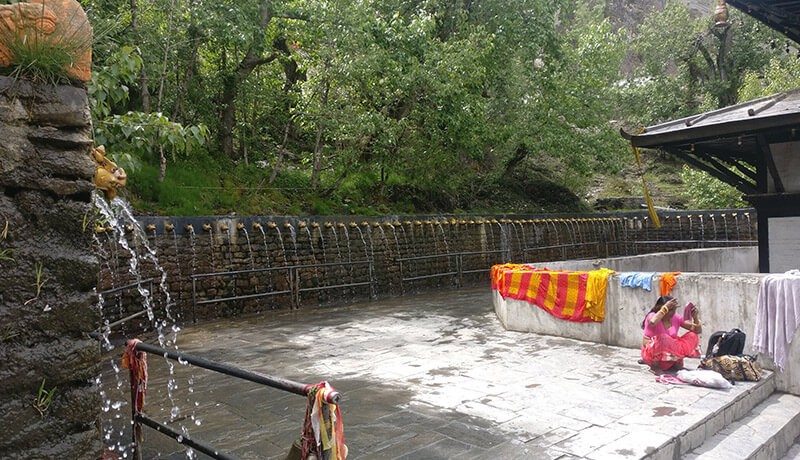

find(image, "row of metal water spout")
[91,211,753,236]
[92,216,627,235]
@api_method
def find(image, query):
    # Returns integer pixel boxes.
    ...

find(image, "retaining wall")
[95,211,757,337]
[0,77,100,458]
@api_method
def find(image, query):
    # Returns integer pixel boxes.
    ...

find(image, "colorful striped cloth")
[491,264,615,322]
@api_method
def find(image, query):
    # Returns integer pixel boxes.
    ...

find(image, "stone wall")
[0,77,100,458]
[96,210,757,337]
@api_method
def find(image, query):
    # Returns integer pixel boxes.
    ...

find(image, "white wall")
[769,217,800,273]
[769,141,800,193]
[526,246,759,273]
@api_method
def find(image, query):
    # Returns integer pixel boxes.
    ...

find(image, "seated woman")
[641,295,703,372]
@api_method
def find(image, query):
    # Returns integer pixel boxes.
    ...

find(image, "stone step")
[781,440,800,460]
[661,370,777,459]
[684,391,800,460]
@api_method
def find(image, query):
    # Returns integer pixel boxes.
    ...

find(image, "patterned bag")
[699,354,762,382]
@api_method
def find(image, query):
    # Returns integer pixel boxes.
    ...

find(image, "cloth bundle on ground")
[700,354,762,382]
[491,264,615,322]
[675,369,733,389]
[753,269,800,371]
[705,328,746,358]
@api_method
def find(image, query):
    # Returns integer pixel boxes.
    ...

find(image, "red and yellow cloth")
[491,264,615,322]
[301,381,347,459]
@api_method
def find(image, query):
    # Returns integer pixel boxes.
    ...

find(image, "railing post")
[368,259,375,299]
[128,362,143,460]
[398,259,405,295]
[456,254,463,288]
[191,276,198,323]
[290,268,299,309]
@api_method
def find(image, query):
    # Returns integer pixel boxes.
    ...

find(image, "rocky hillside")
[588,0,717,211]
[605,0,710,31]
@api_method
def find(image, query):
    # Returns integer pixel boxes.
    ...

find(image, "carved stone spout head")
[92,145,126,200]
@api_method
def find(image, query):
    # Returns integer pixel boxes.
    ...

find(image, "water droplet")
[43,304,51,312]
[171,407,180,418]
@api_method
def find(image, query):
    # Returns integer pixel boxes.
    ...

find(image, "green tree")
[680,164,746,209]
[620,2,784,127]
[739,54,800,100]
[496,2,627,193]
[89,47,208,182]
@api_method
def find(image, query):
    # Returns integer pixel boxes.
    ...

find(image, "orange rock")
[0,0,92,82]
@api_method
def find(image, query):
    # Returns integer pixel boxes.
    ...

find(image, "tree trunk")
[219,4,277,159]
[129,0,150,112]
[310,74,330,191]
[156,0,178,112]
[270,120,292,184]
[159,145,167,182]
[173,1,202,123]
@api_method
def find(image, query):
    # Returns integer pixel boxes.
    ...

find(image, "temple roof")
[728,0,800,44]
[621,88,800,195]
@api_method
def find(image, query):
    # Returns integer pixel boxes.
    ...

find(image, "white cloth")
[753,270,800,371]
[676,369,733,389]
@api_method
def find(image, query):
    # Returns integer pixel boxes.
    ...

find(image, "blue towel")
[619,272,655,291]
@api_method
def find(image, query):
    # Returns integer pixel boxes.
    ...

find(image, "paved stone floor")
[101,286,763,459]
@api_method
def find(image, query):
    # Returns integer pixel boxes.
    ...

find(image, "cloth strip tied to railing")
[121,338,344,460]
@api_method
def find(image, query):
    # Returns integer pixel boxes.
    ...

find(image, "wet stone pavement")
[103,287,763,459]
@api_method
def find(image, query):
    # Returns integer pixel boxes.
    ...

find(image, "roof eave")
[623,113,800,149]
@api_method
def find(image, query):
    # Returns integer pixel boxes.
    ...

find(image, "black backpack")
[705,328,746,358]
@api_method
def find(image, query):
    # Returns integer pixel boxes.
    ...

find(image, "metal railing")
[125,340,340,460]
[630,239,756,248]
[524,242,603,261]
[397,250,506,291]
[190,261,373,320]
[92,279,157,340]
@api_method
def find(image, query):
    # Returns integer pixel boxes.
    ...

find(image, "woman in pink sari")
[641,295,703,371]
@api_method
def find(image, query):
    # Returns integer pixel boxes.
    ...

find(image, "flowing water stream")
[93,192,198,458]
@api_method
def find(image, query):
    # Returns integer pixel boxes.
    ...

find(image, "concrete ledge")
[492,248,800,395]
